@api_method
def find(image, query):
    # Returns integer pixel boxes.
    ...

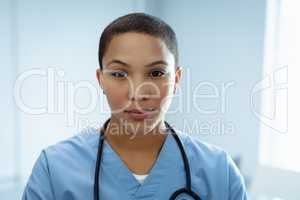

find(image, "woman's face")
[96,32,182,134]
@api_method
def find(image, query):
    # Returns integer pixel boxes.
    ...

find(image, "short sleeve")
[22,150,55,200]
[227,153,249,200]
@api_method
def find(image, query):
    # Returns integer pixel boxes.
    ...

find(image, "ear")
[96,68,104,90]
[173,66,182,94]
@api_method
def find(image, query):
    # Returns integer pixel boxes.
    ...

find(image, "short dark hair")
[98,12,179,70]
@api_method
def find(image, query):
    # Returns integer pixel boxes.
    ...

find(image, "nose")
[129,93,149,101]
[128,78,156,101]
[128,83,149,101]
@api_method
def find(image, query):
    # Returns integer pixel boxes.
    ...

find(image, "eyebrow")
[106,59,168,68]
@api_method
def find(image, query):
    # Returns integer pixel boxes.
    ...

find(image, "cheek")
[105,84,128,110]
[155,80,174,107]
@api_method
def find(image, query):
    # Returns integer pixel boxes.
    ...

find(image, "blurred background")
[0,0,299,199]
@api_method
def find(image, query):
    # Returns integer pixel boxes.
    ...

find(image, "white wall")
[0,0,20,198]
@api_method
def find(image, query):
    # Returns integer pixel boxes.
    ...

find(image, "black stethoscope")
[94,118,202,200]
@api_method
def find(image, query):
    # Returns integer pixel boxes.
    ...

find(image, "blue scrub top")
[22,127,248,200]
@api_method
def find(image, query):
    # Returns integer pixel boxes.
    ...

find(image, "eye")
[150,70,166,77]
[111,71,128,78]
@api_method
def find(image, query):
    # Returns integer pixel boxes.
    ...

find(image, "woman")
[22,13,248,200]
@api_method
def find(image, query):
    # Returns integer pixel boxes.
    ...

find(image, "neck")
[104,116,168,153]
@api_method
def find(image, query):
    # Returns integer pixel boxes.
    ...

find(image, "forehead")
[102,32,175,66]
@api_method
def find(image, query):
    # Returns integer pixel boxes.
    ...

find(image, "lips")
[125,108,155,114]
[124,108,157,120]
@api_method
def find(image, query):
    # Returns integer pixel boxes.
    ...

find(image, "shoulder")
[175,129,248,199]
[23,127,99,199]
[42,127,99,165]
[174,129,242,181]
[175,129,228,163]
